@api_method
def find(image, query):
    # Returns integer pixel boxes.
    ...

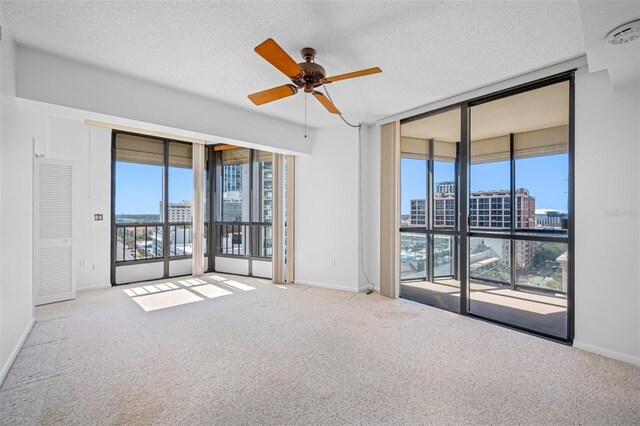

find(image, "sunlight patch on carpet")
[130,289,204,312]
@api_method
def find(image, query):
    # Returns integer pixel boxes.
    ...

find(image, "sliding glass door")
[467,79,571,339]
[397,73,574,342]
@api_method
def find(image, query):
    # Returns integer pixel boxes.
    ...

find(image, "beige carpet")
[0,272,638,425]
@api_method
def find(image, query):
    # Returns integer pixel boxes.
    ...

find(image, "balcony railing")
[114,221,271,263]
[169,223,192,257]
[114,222,194,262]
[214,222,272,258]
[399,229,568,294]
[215,223,249,256]
[114,223,164,262]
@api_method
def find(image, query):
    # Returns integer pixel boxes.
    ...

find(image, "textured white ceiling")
[0,1,586,128]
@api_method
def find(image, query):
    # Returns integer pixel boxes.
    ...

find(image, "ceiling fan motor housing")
[293,47,326,92]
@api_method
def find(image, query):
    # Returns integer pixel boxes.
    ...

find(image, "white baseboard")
[76,283,110,292]
[294,280,359,293]
[0,317,35,386]
[573,340,640,367]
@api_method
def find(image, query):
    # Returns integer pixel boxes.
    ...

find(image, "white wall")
[116,262,163,285]
[214,257,249,277]
[0,13,35,384]
[573,67,640,365]
[16,46,311,155]
[359,124,381,292]
[47,115,112,291]
[295,126,360,292]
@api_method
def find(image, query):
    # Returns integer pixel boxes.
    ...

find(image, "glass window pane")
[216,224,247,256]
[517,241,568,293]
[167,142,193,257]
[433,235,454,277]
[222,148,250,222]
[115,135,164,224]
[434,157,456,229]
[401,157,426,227]
[167,142,193,223]
[400,233,426,280]
[401,108,460,230]
[515,83,569,233]
[469,135,510,231]
[256,150,273,223]
[169,224,192,256]
[469,237,568,339]
[204,149,209,256]
[257,225,273,258]
[115,227,125,262]
[469,237,511,284]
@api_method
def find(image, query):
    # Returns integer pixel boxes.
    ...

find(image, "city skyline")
[401,153,568,214]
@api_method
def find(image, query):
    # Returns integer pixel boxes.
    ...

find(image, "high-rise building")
[410,199,426,225]
[222,162,250,222]
[412,186,536,229]
[469,188,535,229]
[437,181,455,194]
[410,183,537,268]
[159,200,192,223]
[434,194,456,227]
[260,161,273,256]
[223,163,244,192]
[260,162,273,222]
[222,192,244,222]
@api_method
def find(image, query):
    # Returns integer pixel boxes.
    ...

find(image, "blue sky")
[401,153,568,215]
[117,154,568,216]
[115,162,193,215]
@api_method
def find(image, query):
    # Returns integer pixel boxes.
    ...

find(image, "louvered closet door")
[34,158,75,305]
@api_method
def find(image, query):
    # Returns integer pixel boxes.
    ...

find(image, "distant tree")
[490,262,510,282]
[533,244,565,265]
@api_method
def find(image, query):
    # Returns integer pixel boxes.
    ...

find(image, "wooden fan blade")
[254,38,304,79]
[312,91,341,115]
[248,84,298,106]
[324,67,382,83]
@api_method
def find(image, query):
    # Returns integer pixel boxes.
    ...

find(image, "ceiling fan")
[248,38,382,115]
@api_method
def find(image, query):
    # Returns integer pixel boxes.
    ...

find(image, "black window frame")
[398,70,575,344]
[111,131,196,283]
[207,147,274,277]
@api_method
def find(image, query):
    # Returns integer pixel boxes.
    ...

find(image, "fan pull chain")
[304,92,307,138]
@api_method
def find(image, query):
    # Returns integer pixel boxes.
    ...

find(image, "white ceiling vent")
[606,19,640,45]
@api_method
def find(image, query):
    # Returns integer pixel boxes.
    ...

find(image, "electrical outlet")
[81,260,87,268]
[329,258,336,267]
